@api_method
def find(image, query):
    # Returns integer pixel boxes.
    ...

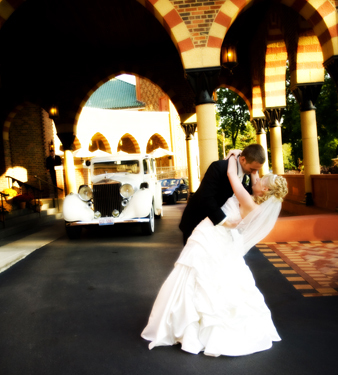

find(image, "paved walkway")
[0,204,337,375]
[257,241,338,297]
[0,220,65,273]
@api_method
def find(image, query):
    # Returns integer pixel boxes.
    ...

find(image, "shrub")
[2,188,18,199]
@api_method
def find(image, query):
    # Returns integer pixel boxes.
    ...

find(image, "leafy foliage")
[280,65,302,168]
[315,73,338,166]
[216,67,338,169]
[282,68,338,168]
[216,88,250,148]
[216,88,254,159]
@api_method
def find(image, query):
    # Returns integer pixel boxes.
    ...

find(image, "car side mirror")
[85,160,91,167]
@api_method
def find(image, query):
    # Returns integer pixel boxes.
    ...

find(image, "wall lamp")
[221,44,238,73]
[49,105,59,119]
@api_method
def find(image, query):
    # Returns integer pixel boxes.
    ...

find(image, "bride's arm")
[227,155,256,213]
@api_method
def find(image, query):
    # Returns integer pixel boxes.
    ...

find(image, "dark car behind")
[160,178,189,204]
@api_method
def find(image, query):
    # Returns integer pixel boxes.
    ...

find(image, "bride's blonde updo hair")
[253,174,288,205]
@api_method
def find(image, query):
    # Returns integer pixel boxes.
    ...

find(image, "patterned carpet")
[257,241,338,297]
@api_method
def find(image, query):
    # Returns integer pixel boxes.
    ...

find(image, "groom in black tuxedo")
[179,144,266,245]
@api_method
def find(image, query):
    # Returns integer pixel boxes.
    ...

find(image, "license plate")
[98,217,115,226]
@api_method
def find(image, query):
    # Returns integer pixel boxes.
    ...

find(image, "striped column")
[292,84,322,205]
[264,108,285,175]
[252,118,269,176]
[180,114,199,195]
[186,67,220,178]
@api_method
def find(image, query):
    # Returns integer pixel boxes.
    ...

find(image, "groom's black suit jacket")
[179,159,252,243]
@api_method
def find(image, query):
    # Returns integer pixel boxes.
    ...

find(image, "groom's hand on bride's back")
[224,149,242,160]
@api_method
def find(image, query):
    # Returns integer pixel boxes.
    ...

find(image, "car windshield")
[93,160,140,175]
[161,179,179,187]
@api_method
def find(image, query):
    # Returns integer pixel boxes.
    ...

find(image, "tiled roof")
[85,79,145,109]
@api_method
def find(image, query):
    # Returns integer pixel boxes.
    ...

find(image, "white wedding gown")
[141,196,281,357]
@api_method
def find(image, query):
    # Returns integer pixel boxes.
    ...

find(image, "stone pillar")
[181,118,199,195]
[251,117,269,176]
[292,83,322,205]
[264,108,284,175]
[57,132,77,195]
[186,67,220,179]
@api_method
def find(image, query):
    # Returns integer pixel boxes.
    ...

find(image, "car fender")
[154,180,163,215]
[63,193,95,222]
[120,189,152,219]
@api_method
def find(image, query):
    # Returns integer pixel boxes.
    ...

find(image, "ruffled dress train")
[141,197,281,357]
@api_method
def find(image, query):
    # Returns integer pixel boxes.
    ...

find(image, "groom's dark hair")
[242,144,266,164]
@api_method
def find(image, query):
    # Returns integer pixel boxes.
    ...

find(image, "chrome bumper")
[65,217,150,226]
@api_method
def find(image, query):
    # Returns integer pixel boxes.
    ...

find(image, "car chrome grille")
[93,181,122,217]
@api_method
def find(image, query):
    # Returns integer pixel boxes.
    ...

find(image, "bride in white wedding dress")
[141,154,288,357]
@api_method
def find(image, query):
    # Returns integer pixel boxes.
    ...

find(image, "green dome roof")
[85,79,145,109]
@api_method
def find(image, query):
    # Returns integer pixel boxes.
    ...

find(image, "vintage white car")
[63,153,163,239]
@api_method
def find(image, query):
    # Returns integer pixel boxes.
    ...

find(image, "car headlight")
[78,185,93,201]
[120,183,134,198]
[163,191,172,194]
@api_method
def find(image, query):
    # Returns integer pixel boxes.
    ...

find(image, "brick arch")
[136,0,194,56]
[146,133,170,154]
[208,0,252,50]
[89,132,112,153]
[209,0,336,68]
[117,133,141,154]
[280,0,337,61]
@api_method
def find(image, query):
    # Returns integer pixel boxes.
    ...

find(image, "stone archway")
[117,133,140,154]
[146,133,169,154]
[89,132,111,153]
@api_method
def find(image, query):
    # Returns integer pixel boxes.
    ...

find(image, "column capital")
[185,67,220,105]
[291,83,323,111]
[263,107,284,128]
[181,123,197,141]
[251,117,266,134]
[57,132,75,151]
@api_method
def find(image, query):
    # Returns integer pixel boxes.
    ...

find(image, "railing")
[0,191,9,228]
[1,176,44,228]
[6,176,43,212]
[156,167,188,180]
[34,175,63,212]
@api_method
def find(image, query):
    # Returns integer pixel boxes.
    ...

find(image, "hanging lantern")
[49,105,59,119]
[221,44,238,72]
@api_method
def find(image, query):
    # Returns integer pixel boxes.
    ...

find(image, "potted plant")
[2,188,18,201]
[13,193,34,209]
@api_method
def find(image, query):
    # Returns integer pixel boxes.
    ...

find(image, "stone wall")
[8,103,50,194]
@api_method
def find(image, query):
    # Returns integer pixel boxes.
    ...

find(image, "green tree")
[315,72,338,166]
[281,64,302,168]
[282,67,338,168]
[216,88,250,148]
[282,143,296,170]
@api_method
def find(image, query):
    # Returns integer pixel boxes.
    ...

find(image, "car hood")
[92,173,141,186]
[161,186,176,192]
